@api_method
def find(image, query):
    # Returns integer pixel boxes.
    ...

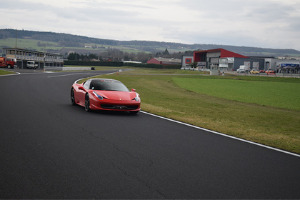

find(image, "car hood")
[94,90,136,100]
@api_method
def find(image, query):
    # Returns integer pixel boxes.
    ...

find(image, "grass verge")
[0,69,16,75]
[81,67,300,154]
[173,77,300,111]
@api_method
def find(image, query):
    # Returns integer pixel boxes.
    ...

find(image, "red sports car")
[71,78,141,114]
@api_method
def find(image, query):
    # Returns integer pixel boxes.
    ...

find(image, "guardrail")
[44,67,93,71]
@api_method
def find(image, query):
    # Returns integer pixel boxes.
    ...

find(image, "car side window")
[83,80,91,89]
[90,80,95,90]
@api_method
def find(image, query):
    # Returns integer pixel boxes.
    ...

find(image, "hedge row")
[64,60,123,66]
[64,61,181,69]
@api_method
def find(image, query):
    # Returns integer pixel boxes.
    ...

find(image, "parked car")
[259,70,265,73]
[237,68,246,73]
[265,70,275,75]
[27,61,38,69]
[250,70,259,74]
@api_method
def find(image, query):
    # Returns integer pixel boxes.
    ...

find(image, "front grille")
[101,104,139,110]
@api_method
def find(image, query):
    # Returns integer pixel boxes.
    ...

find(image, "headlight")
[133,93,140,102]
[93,91,104,100]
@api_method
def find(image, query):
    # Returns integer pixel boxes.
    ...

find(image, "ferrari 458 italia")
[71,78,141,114]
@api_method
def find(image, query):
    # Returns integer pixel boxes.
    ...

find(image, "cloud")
[0,0,299,50]
[172,0,300,49]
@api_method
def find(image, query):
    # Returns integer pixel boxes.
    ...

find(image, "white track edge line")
[73,72,117,83]
[0,72,20,76]
[140,111,300,158]
[72,71,300,158]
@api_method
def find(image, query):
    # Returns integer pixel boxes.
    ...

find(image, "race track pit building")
[193,48,265,71]
[3,48,63,69]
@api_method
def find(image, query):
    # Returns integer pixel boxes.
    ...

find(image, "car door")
[76,80,91,106]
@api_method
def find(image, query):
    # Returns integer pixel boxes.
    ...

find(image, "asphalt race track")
[0,70,299,199]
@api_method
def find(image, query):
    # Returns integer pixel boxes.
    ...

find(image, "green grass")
[79,67,300,154]
[0,38,147,53]
[173,78,300,111]
[119,67,209,75]
[0,69,15,75]
[0,38,60,51]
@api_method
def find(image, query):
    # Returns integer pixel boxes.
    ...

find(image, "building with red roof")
[193,48,264,71]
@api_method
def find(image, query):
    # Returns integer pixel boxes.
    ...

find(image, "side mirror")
[78,86,85,90]
[131,89,136,92]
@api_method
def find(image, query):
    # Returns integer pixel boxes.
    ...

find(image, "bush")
[64,61,181,69]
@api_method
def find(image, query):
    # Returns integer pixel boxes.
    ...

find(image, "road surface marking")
[141,111,300,158]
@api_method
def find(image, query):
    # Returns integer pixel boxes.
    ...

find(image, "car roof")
[90,78,117,81]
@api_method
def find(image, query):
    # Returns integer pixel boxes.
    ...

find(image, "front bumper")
[90,98,141,111]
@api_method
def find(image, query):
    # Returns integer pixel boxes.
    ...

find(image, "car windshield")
[90,79,129,92]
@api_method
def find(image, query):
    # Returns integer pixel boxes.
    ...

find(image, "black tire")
[71,88,76,105]
[85,94,91,112]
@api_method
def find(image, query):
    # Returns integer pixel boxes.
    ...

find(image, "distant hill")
[1,29,300,57]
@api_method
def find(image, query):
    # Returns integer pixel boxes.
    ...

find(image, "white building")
[265,58,300,73]
[181,56,194,69]
[4,48,63,69]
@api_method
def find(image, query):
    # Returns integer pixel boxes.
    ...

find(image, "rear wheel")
[71,88,76,105]
[85,94,91,112]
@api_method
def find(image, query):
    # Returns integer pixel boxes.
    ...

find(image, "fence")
[64,61,181,69]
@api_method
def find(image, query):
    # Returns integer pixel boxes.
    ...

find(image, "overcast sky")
[1,0,300,50]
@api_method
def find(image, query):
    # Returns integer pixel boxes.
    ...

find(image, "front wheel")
[85,95,91,112]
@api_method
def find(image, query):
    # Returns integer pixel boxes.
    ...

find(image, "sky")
[1,0,300,50]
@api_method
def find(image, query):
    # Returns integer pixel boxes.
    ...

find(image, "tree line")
[1,29,300,57]
[67,48,193,63]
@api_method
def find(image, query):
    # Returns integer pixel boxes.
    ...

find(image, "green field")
[0,69,15,75]
[173,78,300,111]
[0,38,60,51]
[0,38,147,53]
[80,67,300,154]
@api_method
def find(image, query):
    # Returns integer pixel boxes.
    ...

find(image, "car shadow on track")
[68,104,140,117]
